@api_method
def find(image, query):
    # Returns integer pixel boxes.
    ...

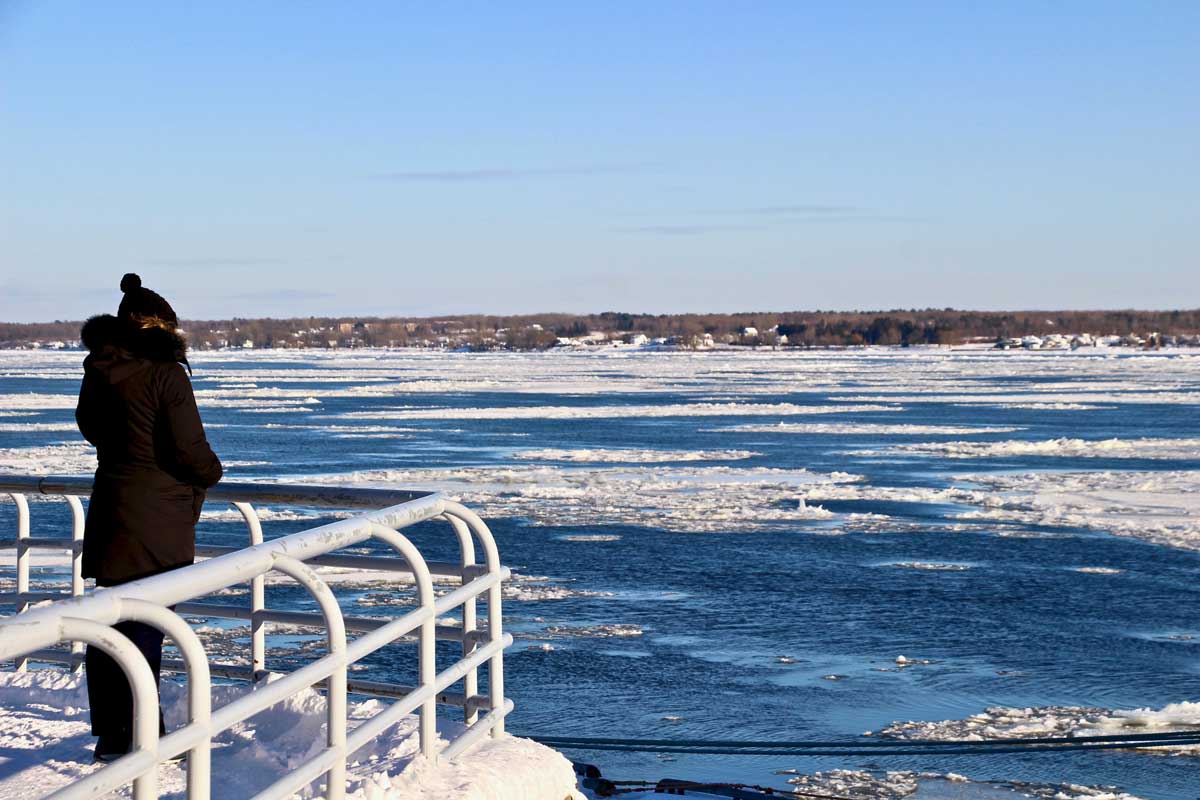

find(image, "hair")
[131,314,178,333]
[128,313,191,373]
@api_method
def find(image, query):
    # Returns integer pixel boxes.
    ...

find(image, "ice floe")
[503,579,614,602]
[528,623,643,640]
[292,465,855,533]
[835,391,1200,406]
[853,437,1200,460]
[0,442,96,474]
[513,448,759,463]
[198,506,324,522]
[334,402,900,421]
[0,422,80,432]
[803,470,1200,550]
[954,470,1200,551]
[556,534,622,542]
[711,422,1026,435]
[780,770,1146,800]
[0,393,77,411]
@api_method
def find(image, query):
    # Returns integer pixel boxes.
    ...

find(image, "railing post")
[369,524,438,760]
[11,493,30,671]
[119,599,213,799]
[442,503,505,737]
[442,513,479,724]
[0,484,509,794]
[485,573,504,736]
[270,555,347,800]
[234,502,267,679]
[66,495,86,672]
[59,617,160,800]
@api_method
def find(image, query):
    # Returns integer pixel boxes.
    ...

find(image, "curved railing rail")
[0,475,512,800]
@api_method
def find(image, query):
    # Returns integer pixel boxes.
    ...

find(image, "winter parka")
[76,314,223,585]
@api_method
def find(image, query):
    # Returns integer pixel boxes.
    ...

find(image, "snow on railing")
[0,475,512,800]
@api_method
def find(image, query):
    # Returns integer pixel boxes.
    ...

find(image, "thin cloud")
[142,257,285,268]
[371,163,653,182]
[613,224,762,236]
[726,205,866,215]
[652,205,926,227]
[723,205,922,221]
[0,282,114,300]
[777,213,925,223]
[223,289,333,302]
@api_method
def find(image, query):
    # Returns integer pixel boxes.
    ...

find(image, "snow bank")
[0,669,581,800]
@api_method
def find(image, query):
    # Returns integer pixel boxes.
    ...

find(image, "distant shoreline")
[4,308,1199,351]
[2,341,1196,355]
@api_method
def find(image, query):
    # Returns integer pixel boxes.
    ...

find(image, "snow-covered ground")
[0,669,582,800]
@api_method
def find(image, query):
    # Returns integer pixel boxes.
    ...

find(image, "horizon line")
[4,306,1200,326]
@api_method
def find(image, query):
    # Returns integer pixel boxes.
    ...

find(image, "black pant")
[85,619,166,743]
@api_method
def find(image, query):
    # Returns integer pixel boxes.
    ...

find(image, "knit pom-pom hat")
[116,273,178,328]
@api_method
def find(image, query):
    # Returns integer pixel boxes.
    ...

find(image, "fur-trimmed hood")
[81,314,188,366]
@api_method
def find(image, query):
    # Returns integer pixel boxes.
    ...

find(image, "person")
[76,273,223,762]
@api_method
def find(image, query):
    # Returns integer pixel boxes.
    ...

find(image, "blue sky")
[1,2,1196,321]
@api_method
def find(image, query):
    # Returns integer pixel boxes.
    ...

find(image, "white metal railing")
[0,475,512,800]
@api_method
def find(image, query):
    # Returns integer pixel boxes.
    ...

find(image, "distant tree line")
[4,308,1200,350]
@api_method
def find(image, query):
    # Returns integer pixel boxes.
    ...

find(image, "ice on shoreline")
[779,769,1146,800]
[874,700,1200,755]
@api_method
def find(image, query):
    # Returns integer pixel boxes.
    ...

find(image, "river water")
[2,347,1198,798]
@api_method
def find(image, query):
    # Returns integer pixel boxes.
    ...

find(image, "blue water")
[2,348,1199,797]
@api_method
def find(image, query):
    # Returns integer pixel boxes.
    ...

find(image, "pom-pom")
[120,273,142,293]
